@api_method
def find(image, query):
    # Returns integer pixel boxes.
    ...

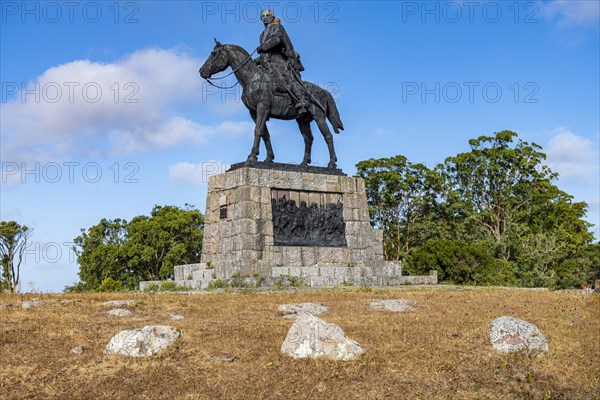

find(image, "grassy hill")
[1,287,598,399]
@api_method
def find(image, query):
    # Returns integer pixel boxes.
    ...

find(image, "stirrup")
[295,103,309,114]
[296,106,309,116]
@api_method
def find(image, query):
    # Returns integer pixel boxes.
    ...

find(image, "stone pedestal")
[196,165,403,285]
[141,163,438,290]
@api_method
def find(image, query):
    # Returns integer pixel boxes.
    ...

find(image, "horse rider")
[255,9,310,116]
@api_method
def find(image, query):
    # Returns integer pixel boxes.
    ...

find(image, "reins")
[204,48,257,90]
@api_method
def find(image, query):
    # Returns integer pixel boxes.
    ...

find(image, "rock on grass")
[21,299,44,309]
[107,308,134,317]
[101,300,136,308]
[278,303,328,318]
[489,316,548,354]
[104,325,182,357]
[370,299,416,312]
[281,314,363,360]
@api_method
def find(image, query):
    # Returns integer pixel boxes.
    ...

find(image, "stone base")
[140,165,437,290]
[201,166,391,278]
[140,265,437,291]
[228,161,346,176]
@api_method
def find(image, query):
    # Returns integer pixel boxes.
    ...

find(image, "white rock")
[281,314,363,360]
[21,299,44,309]
[217,354,236,362]
[170,314,185,321]
[370,299,416,312]
[104,325,182,357]
[489,316,548,354]
[70,346,85,355]
[278,303,328,319]
[102,300,136,307]
[107,308,134,317]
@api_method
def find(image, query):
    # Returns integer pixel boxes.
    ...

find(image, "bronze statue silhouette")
[255,9,310,117]
[199,40,344,169]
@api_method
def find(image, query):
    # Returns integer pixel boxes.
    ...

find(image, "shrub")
[254,272,263,288]
[231,271,244,288]
[98,277,123,292]
[408,240,515,286]
[63,282,89,293]
[208,279,225,289]
[160,281,177,291]
[143,283,159,293]
[288,277,303,287]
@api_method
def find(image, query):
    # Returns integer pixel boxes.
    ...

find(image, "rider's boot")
[290,82,311,116]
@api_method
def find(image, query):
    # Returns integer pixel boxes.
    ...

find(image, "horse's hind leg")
[315,116,338,169]
[262,124,275,162]
[297,120,314,166]
[250,110,274,162]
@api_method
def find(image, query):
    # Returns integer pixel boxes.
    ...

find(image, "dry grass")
[1,287,598,400]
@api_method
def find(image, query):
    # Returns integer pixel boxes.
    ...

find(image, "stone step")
[192,268,217,281]
[174,263,215,280]
[141,269,436,291]
[272,266,374,280]
[371,261,403,277]
[174,279,211,290]
[271,262,402,281]
[139,280,164,291]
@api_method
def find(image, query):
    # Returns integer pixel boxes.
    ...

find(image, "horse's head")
[199,39,230,79]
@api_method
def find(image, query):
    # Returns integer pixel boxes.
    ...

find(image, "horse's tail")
[325,91,344,133]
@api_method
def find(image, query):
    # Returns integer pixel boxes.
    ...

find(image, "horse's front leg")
[250,110,274,162]
[247,106,269,163]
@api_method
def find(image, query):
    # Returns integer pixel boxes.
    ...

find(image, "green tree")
[123,205,204,282]
[71,205,204,291]
[356,156,439,261]
[437,131,595,286]
[356,130,597,288]
[518,184,595,287]
[0,221,32,292]
[438,130,559,261]
[72,218,128,291]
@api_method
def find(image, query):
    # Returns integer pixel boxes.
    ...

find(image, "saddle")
[254,65,312,117]
[258,67,298,106]
[257,61,301,98]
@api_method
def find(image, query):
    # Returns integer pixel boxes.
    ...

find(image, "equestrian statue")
[199,9,344,169]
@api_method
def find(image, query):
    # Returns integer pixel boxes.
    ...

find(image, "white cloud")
[587,197,600,211]
[542,129,599,240]
[543,0,600,28]
[169,160,231,186]
[546,129,599,181]
[215,121,255,137]
[1,48,253,164]
[211,99,247,116]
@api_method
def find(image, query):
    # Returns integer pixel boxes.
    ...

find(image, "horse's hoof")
[246,156,257,163]
[327,162,337,169]
[264,157,274,163]
[300,160,311,166]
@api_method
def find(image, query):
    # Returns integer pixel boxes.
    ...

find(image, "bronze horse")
[199,40,344,168]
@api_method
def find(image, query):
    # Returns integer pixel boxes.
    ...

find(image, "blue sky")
[1,1,598,292]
